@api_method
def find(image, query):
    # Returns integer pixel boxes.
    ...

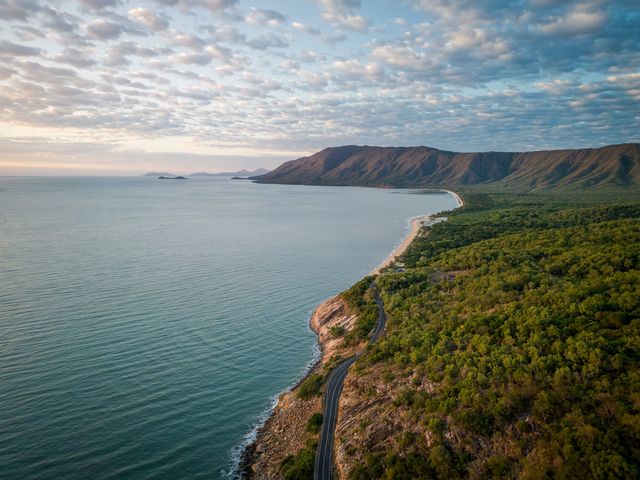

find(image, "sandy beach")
[444,189,464,207]
[370,214,433,274]
[370,190,464,275]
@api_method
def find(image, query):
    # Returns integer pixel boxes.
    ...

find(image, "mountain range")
[190,168,270,177]
[254,143,640,190]
[143,168,270,177]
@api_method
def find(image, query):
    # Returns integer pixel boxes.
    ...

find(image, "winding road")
[314,290,387,480]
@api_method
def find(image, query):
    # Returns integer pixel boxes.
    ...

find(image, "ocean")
[0,176,457,479]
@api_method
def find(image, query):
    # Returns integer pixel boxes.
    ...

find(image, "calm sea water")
[0,177,457,479]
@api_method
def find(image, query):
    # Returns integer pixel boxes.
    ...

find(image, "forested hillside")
[335,194,640,479]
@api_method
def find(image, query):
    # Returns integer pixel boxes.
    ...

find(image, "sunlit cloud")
[0,0,638,174]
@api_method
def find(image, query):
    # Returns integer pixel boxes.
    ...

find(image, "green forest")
[347,191,640,479]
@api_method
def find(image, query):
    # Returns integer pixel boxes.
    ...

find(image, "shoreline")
[371,189,464,275]
[370,214,432,275]
[236,189,463,478]
[237,296,360,479]
[443,189,464,208]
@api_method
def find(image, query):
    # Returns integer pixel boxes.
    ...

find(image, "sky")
[0,0,639,175]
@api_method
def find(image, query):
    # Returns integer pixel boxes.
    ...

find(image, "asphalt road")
[314,289,387,480]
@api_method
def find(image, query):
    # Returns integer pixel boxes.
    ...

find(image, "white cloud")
[0,0,638,174]
[153,0,238,12]
[317,0,370,32]
[537,9,607,37]
[170,51,214,65]
[173,32,205,49]
[292,21,320,35]
[333,59,384,80]
[129,8,169,31]
[245,8,286,27]
[319,0,361,16]
[197,0,237,10]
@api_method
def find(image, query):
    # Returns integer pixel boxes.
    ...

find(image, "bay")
[0,176,457,479]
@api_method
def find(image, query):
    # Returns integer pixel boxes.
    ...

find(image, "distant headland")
[143,168,270,178]
[253,143,640,191]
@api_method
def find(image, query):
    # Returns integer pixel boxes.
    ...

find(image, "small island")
[158,176,187,180]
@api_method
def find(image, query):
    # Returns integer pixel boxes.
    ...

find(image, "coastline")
[371,190,464,275]
[370,214,433,275]
[443,189,464,208]
[237,189,463,479]
[238,296,360,479]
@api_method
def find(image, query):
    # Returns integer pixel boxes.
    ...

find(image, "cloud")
[13,25,46,41]
[79,0,119,10]
[54,47,98,68]
[297,50,325,63]
[0,0,40,21]
[169,44,232,65]
[173,32,205,49]
[103,41,170,66]
[129,8,169,31]
[245,32,289,50]
[151,0,238,12]
[0,0,638,173]
[245,8,286,27]
[319,0,361,15]
[85,19,125,39]
[292,22,320,35]
[320,31,346,43]
[41,7,82,34]
[197,0,238,10]
[0,40,42,56]
[333,59,384,81]
[537,9,607,37]
[84,13,147,40]
[0,136,288,175]
[202,24,246,44]
[317,0,370,32]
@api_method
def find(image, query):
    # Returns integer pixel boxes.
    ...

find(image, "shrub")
[297,373,324,400]
[306,412,323,434]
[281,447,315,480]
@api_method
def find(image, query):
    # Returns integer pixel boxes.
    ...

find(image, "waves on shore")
[227,330,322,479]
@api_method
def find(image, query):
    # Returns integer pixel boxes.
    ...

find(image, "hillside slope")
[255,144,640,190]
[337,199,640,479]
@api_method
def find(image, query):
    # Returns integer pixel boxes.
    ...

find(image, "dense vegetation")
[279,413,324,479]
[281,440,316,480]
[297,373,325,400]
[341,277,379,345]
[348,192,640,479]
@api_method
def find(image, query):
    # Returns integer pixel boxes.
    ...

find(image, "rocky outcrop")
[245,392,321,479]
[334,368,438,478]
[243,295,361,479]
